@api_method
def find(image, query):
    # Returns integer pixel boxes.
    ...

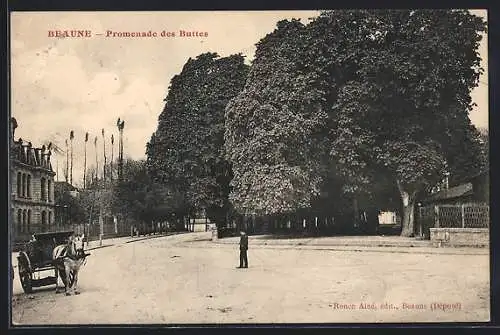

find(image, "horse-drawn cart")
[17,231,75,294]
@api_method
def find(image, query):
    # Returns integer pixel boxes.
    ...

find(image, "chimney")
[34,148,41,166]
[27,142,34,165]
[46,151,52,169]
[41,145,47,167]
[21,143,29,163]
[16,138,23,161]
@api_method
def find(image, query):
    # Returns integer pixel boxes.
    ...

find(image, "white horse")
[52,234,88,296]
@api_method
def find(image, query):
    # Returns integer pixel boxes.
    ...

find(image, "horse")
[52,234,88,296]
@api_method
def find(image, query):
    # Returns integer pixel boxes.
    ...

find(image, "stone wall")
[430,228,489,247]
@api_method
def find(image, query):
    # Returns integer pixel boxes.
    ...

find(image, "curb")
[212,241,433,248]
[205,242,487,255]
[85,232,189,251]
[211,238,488,250]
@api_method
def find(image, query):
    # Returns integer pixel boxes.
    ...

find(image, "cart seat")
[25,231,74,268]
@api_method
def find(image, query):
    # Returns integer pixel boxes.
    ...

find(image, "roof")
[423,182,473,203]
[11,138,54,172]
[33,231,74,239]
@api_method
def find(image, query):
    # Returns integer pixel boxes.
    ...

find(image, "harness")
[53,243,90,266]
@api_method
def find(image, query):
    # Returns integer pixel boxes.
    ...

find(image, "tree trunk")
[398,181,417,237]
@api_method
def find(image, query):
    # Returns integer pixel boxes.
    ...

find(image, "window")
[22,210,27,233]
[41,211,47,230]
[41,178,46,201]
[17,209,22,232]
[27,175,31,198]
[17,172,21,197]
[48,211,52,226]
[27,209,31,232]
[22,173,26,197]
[47,179,52,202]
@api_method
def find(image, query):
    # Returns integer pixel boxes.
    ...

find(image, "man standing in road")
[237,230,248,268]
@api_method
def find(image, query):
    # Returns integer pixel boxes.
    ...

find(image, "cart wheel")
[18,253,33,294]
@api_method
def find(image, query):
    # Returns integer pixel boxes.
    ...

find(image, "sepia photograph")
[9,9,490,325]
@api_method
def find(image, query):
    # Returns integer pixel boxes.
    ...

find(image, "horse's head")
[68,234,86,259]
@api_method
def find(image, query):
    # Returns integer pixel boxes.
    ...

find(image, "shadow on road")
[251,231,397,240]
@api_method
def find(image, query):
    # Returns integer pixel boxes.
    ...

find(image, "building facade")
[10,118,56,243]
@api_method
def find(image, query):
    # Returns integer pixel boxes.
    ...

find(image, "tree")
[102,128,107,182]
[116,118,125,181]
[84,132,89,189]
[445,124,488,186]
[110,134,115,182]
[477,127,489,169]
[147,52,249,226]
[69,130,74,185]
[225,19,330,216]
[94,136,98,185]
[112,159,187,232]
[54,183,86,226]
[65,139,69,183]
[225,10,486,237]
[319,10,487,236]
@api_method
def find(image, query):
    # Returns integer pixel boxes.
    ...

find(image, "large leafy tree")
[147,53,249,225]
[321,10,486,236]
[225,19,332,216]
[226,15,401,223]
[226,10,486,237]
[112,159,185,230]
[54,183,86,226]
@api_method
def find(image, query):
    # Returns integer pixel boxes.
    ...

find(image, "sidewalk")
[84,231,188,251]
[208,234,488,255]
[214,234,433,248]
[11,232,186,269]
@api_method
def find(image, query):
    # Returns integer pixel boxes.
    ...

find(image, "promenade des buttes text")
[48,30,208,38]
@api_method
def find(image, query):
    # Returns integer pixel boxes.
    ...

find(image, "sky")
[10,10,488,187]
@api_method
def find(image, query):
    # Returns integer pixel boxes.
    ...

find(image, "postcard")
[9,10,490,325]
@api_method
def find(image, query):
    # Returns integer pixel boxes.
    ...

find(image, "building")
[378,211,400,225]
[188,218,213,232]
[421,169,489,205]
[417,169,490,240]
[10,118,56,243]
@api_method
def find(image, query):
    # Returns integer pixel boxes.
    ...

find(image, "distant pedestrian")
[237,230,248,268]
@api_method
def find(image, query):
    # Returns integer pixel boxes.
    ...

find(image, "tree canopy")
[112,159,185,226]
[147,52,249,225]
[225,10,487,236]
[225,19,332,215]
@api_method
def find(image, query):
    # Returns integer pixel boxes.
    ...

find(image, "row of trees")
[146,53,249,226]
[52,119,128,237]
[142,10,487,237]
[53,118,126,189]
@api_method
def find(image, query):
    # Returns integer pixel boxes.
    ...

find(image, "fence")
[418,203,489,238]
[69,220,131,241]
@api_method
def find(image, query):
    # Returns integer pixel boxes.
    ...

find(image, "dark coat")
[239,234,248,250]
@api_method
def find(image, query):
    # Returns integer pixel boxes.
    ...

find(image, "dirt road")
[11,232,490,324]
